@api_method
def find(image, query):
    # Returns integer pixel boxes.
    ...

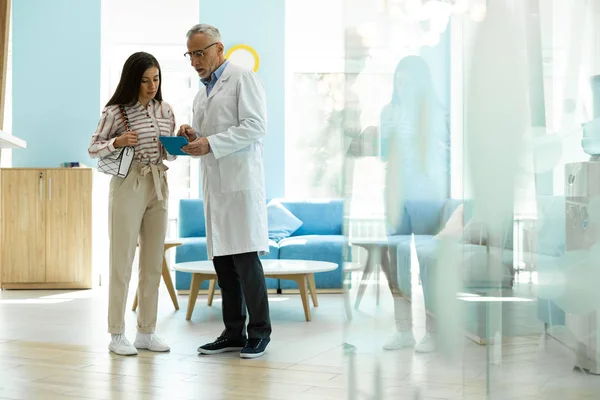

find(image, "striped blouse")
[88,99,177,164]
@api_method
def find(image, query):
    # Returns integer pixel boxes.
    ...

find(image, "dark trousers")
[212,252,271,340]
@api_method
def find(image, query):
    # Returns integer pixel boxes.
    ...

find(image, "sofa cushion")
[437,203,464,238]
[387,234,414,247]
[174,238,207,291]
[413,234,439,248]
[461,199,514,250]
[278,235,347,289]
[461,247,514,288]
[417,241,514,288]
[175,239,280,264]
[387,208,412,235]
[461,219,488,245]
[278,235,347,260]
[179,198,345,238]
[276,199,343,236]
[404,200,448,235]
[396,237,514,292]
[179,199,206,238]
[441,199,464,226]
[267,199,303,242]
[175,237,208,264]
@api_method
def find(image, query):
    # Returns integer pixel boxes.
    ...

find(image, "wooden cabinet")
[1,169,46,284]
[0,168,92,289]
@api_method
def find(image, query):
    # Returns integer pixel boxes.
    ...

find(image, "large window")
[285,0,448,218]
[284,0,346,199]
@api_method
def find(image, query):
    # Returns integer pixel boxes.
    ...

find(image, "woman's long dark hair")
[390,55,444,113]
[106,52,163,107]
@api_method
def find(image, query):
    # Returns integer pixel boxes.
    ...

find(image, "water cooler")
[565,161,600,374]
[565,53,600,372]
[563,0,600,370]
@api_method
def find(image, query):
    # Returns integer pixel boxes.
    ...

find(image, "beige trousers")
[107,162,169,334]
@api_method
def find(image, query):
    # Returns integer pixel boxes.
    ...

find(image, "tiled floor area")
[0,272,599,399]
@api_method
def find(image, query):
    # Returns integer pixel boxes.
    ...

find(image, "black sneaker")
[197,337,246,355]
[240,338,270,359]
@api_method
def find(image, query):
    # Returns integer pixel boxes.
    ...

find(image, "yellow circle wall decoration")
[225,44,260,72]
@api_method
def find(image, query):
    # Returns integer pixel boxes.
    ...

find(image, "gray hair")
[186,24,221,41]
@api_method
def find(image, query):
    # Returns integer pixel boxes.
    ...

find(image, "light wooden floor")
[0,273,599,399]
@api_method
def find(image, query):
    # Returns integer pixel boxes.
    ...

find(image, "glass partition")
[337,0,600,398]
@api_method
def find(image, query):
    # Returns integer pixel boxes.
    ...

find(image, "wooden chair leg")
[186,274,202,321]
[207,279,216,306]
[307,273,318,307]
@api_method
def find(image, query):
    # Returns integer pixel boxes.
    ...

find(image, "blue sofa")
[174,198,348,292]
[389,198,517,343]
[391,199,515,296]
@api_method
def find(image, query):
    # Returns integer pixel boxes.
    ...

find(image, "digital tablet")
[159,136,189,156]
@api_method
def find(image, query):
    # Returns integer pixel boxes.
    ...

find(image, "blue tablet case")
[159,136,189,156]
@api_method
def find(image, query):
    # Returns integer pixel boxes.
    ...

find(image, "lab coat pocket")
[218,151,260,193]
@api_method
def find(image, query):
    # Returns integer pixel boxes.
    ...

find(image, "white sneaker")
[109,334,138,356]
[415,332,436,353]
[382,331,416,350]
[133,333,171,352]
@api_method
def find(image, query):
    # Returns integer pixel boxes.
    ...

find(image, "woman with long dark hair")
[381,55,449,199]
[88,52,177,356]
[380,55,450,353]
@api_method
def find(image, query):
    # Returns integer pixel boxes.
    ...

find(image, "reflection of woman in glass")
[380,55,449,353]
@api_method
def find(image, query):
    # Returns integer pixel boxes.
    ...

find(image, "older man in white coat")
[178,23,271,359]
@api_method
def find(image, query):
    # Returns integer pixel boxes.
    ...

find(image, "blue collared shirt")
[201,60,229,96]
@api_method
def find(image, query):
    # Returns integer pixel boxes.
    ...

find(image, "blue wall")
[12,0,101,168]
[198,0,285,199]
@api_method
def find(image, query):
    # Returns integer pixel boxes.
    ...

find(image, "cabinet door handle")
[39,172,43,200]
[48,178,52,201]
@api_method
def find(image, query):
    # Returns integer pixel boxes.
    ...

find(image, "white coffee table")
[174,259,337,322]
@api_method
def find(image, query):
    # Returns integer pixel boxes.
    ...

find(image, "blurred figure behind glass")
[380,55,450,353]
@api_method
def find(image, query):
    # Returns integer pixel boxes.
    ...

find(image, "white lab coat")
[192,62,269,259]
